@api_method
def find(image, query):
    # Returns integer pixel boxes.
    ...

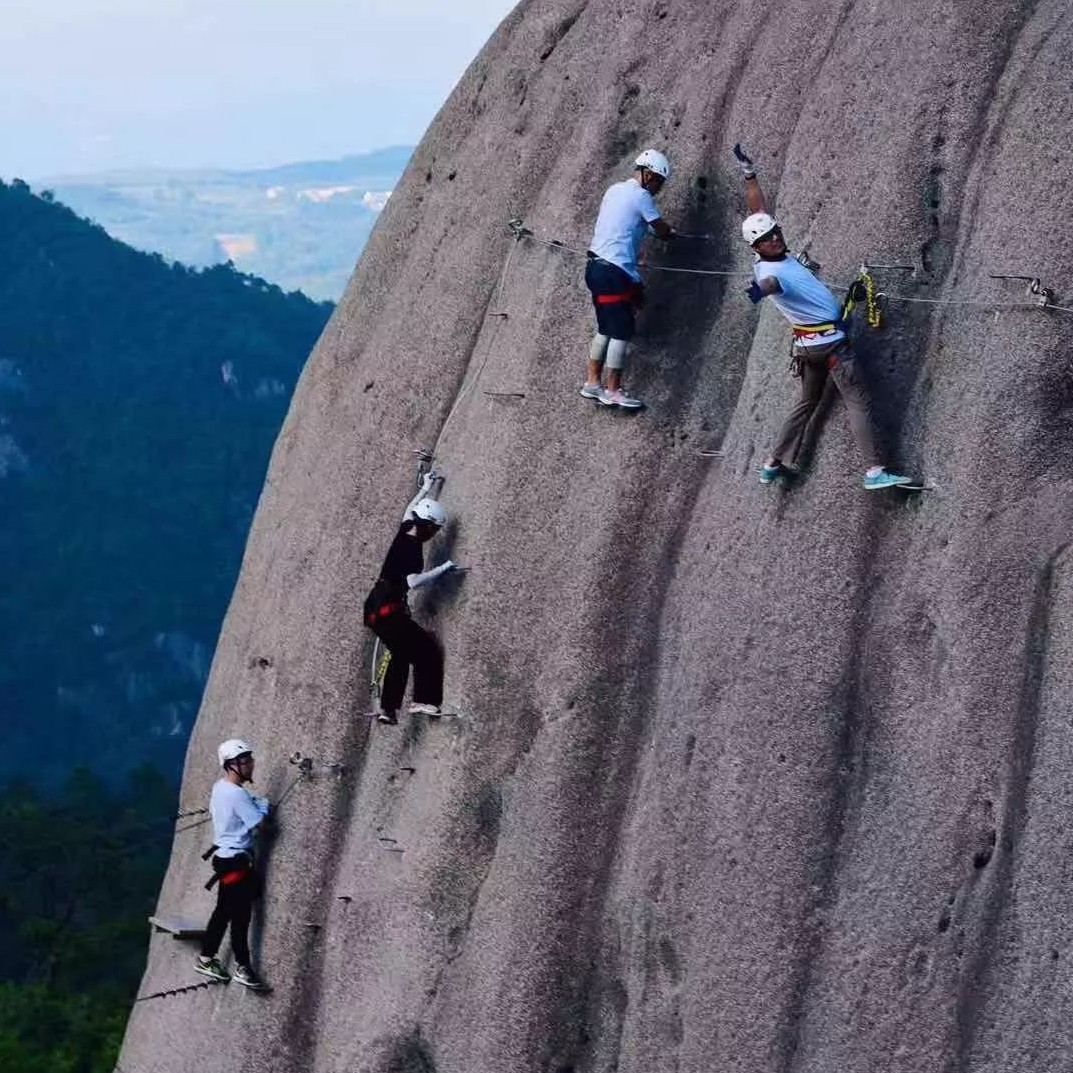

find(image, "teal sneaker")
[759,463,782,485]
[862,469,913,490]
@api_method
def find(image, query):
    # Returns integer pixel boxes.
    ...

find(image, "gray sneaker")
[598,388,644,410]
[194,956,230,983]
[376,710,399,725]
[231,964,267,990]
[579,382,604,400]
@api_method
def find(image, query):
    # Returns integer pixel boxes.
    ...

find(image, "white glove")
[406,560,456,589]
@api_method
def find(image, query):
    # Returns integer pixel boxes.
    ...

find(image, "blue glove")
[746,281,765,304]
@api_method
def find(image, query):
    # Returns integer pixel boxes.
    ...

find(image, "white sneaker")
[579,382,603,400]
[409,703,459,719]
[598,388,644,410]
[408,703,441,717]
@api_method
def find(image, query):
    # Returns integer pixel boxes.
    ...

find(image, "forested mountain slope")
[0,179,331,787]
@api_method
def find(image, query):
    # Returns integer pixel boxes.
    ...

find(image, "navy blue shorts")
[585,257,642,341]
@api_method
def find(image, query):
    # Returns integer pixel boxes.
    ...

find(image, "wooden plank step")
[149,915,207,940]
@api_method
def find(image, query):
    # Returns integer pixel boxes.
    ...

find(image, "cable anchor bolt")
[288,752,314,776]
[507,217,533,240]
[989,273,1055,307]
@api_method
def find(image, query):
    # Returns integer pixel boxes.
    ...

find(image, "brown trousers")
[770,340,882,469]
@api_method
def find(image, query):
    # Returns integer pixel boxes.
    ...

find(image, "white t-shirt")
[210,779,269,858]
[589,178,662,281]
[754,255,845,347]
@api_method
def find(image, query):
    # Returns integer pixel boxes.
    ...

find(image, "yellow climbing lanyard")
[840,268,883,329]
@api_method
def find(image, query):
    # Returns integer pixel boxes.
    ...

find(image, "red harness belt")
[219,868,249,886]
[595,292,636,304]
[365,601,404,625]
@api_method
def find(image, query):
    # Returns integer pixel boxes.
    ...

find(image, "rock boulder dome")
[120,2,1073,1071]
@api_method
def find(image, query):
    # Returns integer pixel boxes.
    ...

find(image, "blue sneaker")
[759,463,782,485]
[862,469,913,490]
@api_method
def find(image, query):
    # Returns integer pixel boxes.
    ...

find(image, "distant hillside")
[0,178,332,788]
[35,147,412,300]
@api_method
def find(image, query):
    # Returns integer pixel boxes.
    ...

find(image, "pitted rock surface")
[120,2,1073,1071]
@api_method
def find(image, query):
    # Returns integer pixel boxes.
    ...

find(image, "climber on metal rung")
[735,143,913,491]
[364,463,460,725]
[193,739,269,990]
[579,148,679,411]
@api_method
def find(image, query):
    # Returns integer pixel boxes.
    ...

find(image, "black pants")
[201,855,256,968]
[371,613,443,712]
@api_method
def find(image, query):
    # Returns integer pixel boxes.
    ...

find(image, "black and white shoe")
[231,965,268,990]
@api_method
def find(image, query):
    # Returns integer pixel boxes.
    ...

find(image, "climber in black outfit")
[364,469,458,724]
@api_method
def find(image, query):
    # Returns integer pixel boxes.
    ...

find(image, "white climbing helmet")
[742,212,780,245]
[411,498,447,527]
[218,739,253,767]
[634,149,671,181]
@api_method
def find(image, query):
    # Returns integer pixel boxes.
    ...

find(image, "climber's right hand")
[746,281,766,304]
[733,143,756,179]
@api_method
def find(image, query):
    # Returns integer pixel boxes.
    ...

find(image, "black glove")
[846,279,868,303]
[733,143,756,179]
[746,281,765,304]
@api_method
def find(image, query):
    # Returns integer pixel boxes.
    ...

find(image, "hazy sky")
[2,0,516,178]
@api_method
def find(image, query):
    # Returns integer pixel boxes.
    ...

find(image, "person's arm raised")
[734,144,767,214]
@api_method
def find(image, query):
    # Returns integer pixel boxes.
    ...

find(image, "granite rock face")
[120,2,1073,1071]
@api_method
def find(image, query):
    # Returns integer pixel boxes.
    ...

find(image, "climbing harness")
[364,599,405,626]
[791,321,845,338]
[203,853,252,892]
[586,250,644,306]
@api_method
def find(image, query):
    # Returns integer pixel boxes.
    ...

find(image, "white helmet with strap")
[742,212,779,245]
[218,739,253,768]
[634,149,671,181]
[411,498,447,526]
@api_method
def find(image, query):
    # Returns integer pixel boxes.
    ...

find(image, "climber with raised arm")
[580,148,678,411]
[734,144,912,491]
[364,467,458,725]
[194,740,269,990]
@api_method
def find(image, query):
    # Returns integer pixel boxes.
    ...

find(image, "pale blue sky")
[2,0,515,178]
